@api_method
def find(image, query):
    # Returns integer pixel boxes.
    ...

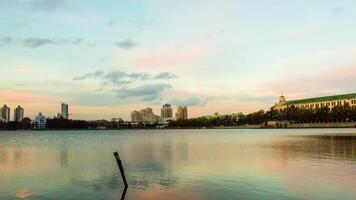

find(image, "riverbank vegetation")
[0,117,121,130]
[168,105,356,128]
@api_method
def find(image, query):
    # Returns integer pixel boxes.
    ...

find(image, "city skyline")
[1,1,356,120]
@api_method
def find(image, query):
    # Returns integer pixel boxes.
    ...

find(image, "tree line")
[169,104,356,128]
[0,117,121,130]
[0,116,160,130]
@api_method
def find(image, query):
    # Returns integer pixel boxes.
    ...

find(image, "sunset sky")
[1,0,356,120]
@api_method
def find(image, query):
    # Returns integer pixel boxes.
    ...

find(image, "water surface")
[1,129,356,200]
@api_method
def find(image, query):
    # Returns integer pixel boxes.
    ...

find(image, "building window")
[321,103,324,106]
[338,101,341,105]
[305,105,309,108]
[332,102,335,106]
[310,104,314,108]
[326,102,330,106]
[316,104,319,108]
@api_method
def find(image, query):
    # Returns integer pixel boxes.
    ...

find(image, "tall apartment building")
[1,104,10,122]
[14,105,24,122]
[160,104,173,124]
[175,106,188,120]
[61,103,69,119]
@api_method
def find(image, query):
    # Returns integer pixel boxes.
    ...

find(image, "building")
[130,108,160,124]
[34,112,46,130]
[175,106,188,120]
[160,104,173,124]
[272,93,356,111]
[131,111,143,122]
[61,103,69,119]
[1,104,10,123]
[14,105,24,122]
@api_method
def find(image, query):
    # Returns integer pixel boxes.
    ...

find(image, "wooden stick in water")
[113,151,128,188]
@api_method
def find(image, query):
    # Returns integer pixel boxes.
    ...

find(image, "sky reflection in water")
[1,129,356,200]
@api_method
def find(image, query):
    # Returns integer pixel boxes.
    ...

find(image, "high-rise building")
[61,103,69,119]
[175,106,188,120]
[35,112,46,130]
[1,104,10,123]
[131,108,160,123]
[160,104,173,124]
[14,105,24,122]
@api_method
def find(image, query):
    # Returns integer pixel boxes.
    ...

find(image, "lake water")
[1,129,356,200]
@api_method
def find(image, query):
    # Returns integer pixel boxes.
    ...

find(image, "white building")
[61,103,69,119]
[1,104,10,123]
[130,108,160,123]
[272,93,356,111]
[14,105,24,122]
[160,104,173,124]
[35,112,46,130]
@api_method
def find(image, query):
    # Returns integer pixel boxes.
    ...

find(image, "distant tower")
[1,104,10,122]
[35,112,46,130]
[61,103,69,119]
[14,105,24,122]
[160,104,173,124]
[279,95,286,104]
[175,106,188,120]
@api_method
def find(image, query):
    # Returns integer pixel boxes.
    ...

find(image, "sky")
[1,0,356,120]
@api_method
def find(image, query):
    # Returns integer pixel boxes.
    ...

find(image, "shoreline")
[1,126,356,131]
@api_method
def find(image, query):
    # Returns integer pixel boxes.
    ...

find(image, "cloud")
[169,97,211,106]
[333,5,343,14]
[116,84,171,101]
[0,37,12,46]
[103,71,128,85]
[7,0,66,11]
[73,70,178,102]
[258,64,356,99]
[0,36,91,48]
[154,72,178,79]
[108,19,119,27]
[73,70,177,86]
[23,37,56,48]
[72,70,104,81]
[132,44,210,70]
[115,38,138,49]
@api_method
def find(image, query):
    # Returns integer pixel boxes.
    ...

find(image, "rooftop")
[287,93,356,105]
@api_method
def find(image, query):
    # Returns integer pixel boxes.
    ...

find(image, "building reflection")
[272,135,356,161]
[59,150,68,168]
[0,149,9,165]
[13,150,23,164]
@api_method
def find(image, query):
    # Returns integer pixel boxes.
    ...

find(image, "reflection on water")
[59,150,68,168]
[273,135,356,161]
[0,129,356,200]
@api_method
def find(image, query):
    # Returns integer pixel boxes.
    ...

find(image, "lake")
[1,129,356,200]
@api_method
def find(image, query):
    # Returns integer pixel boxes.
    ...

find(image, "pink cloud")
[258,64,356,99]
[18,65,36,72]
[0,89,56,104]
[0,89,59,118]
[131,44,210,70]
